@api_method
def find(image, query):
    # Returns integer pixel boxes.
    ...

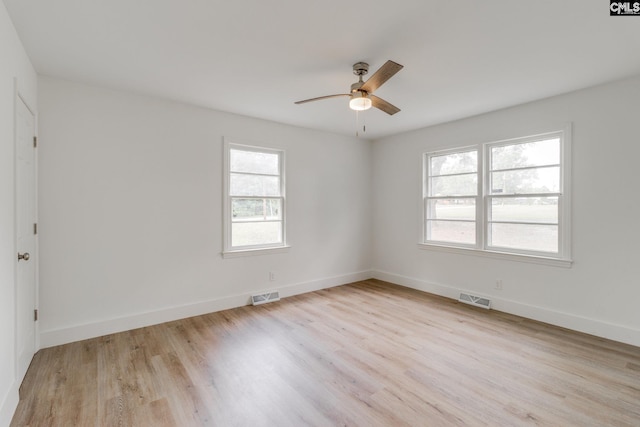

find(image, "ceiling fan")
[295,60,404,115]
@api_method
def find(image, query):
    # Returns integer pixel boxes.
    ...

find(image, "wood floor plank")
[11,280,640,426]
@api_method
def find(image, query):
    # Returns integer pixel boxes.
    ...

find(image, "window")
[487,136,562,255]
[425,148,479,246]
[422,129,571,264]
[223,140,287,256]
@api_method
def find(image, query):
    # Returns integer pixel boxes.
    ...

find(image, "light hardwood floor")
[11,280,640,426]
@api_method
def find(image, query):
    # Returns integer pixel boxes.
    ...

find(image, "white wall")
[36,73,640,350]
[0,3,37,425]
[37,76,372,347]
[372,75,640,347]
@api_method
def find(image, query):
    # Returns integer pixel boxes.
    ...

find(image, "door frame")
[14,79,38,383]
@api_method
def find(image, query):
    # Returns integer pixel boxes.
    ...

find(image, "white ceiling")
[5,0,640,140]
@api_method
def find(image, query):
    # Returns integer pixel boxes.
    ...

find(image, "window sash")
[485,193,562,256]
[424,196,478,244]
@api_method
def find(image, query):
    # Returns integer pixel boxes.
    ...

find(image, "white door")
[15,95,36,382]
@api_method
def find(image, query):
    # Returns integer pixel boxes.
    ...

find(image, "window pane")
[489,223,558,253]
[232,198,282,221]
[230,149,279,175]
[491,138,560,170]
[232,221,282,247]
[427,220,475,245]
[230,173,280,196]
[490,197,558,223]
[428,199,475,220]
[430,151,477,176]
[430,173,477,197]
[490,166,559,194]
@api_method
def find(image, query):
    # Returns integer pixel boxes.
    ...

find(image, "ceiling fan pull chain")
[363,110,366,133]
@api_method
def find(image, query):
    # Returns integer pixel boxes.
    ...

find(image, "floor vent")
[251,291,280,306]
[458,293,491,309]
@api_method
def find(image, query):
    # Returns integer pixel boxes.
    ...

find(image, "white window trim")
[222,138,290,258]
[422,145,480,250]
[420,126,572,268]
[417,242,572,268]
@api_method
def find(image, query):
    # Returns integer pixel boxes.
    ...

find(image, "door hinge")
[33,223,37,235]
[33,136,37,148]
[34,309,38,321]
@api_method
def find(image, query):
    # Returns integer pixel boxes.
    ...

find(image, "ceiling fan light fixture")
[349,92,372,111]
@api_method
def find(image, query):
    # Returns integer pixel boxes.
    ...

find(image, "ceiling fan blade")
[294,94,350,104]
[370,95,401,115]
[361,60,403,94]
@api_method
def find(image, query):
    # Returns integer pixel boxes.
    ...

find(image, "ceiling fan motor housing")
[351,81,365,93]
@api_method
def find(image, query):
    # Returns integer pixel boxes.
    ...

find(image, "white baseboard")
[372,269,640,348]
[39,270,372,349]
[39,268,640,349]
[0,380,19,427]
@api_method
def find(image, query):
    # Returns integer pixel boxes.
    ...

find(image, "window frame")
[420,127,572,267]
[423,145,481,249]
[222,138,289,258]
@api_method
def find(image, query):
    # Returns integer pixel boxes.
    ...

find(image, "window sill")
[222,245,291,259]
[417,243,573,268]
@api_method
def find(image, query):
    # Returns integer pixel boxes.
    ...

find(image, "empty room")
[2,1,640,426]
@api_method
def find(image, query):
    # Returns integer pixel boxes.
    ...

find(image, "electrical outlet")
[269,272,276,282]
[495,279,503,290]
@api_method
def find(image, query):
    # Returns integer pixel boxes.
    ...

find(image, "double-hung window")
[424,148,479,246]
[223,140,286,255]
[486,134,564,255]
[422,129,571,264]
